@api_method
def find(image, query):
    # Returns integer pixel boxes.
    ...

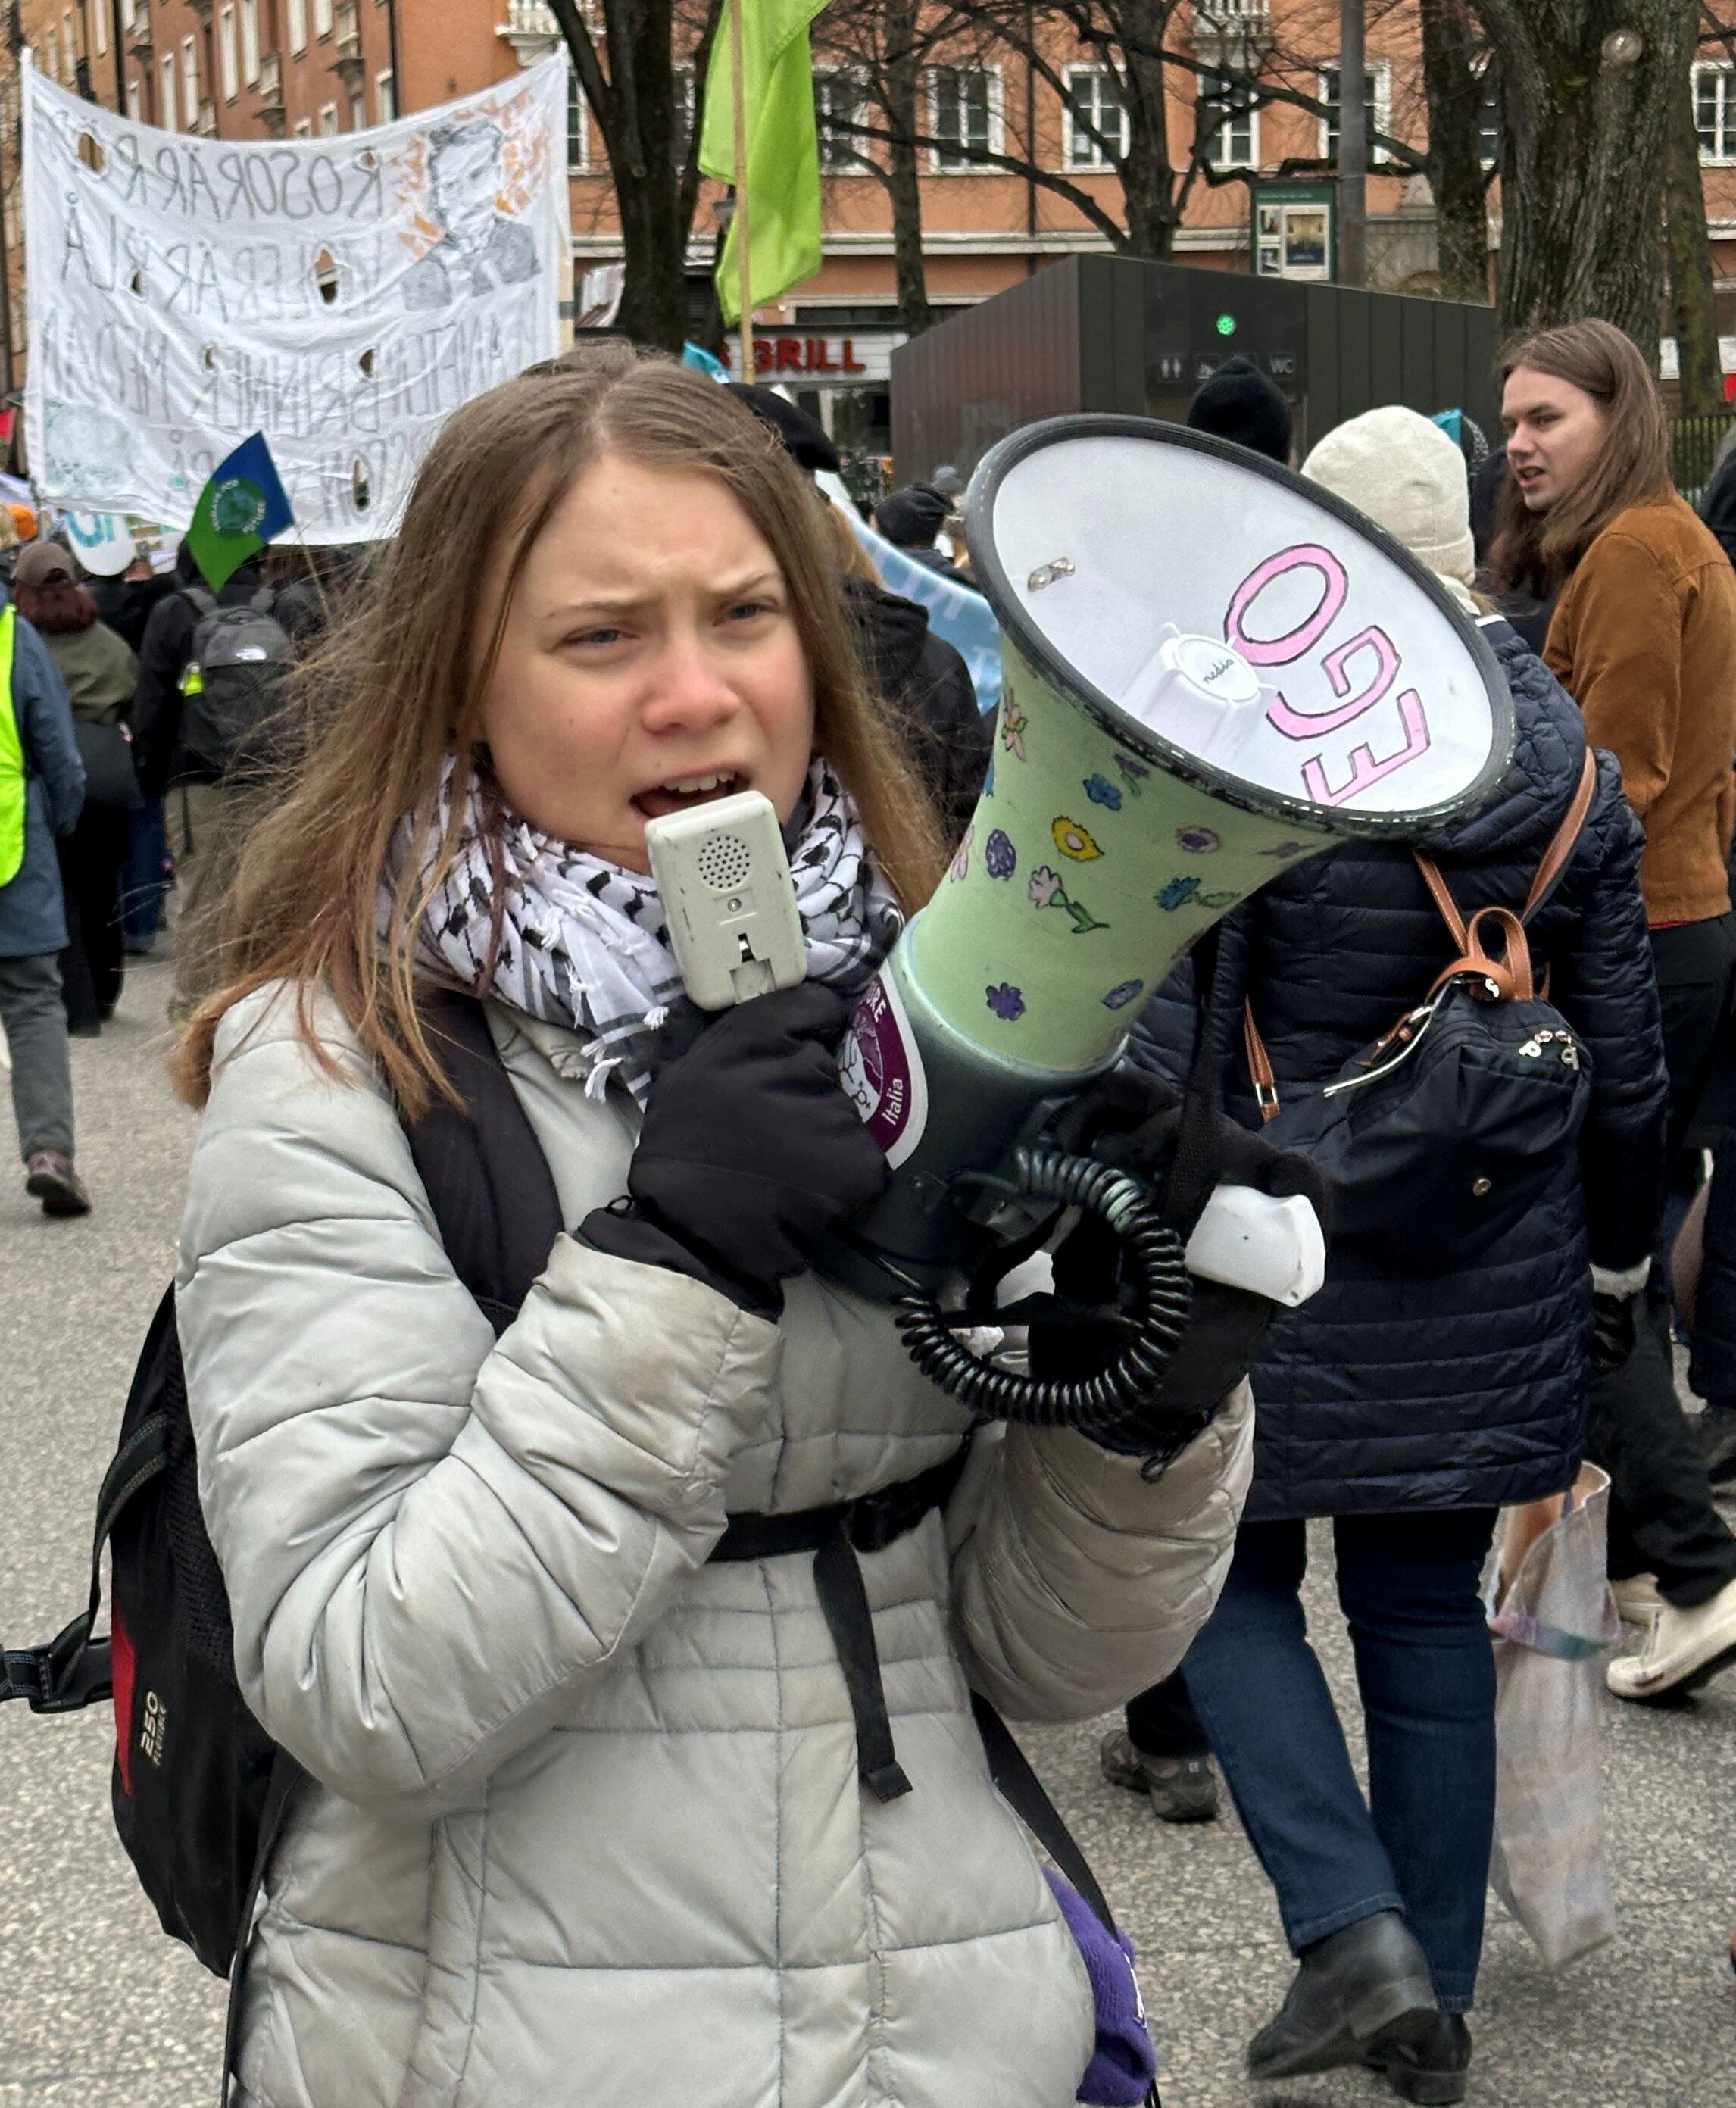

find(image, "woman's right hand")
[580,985,888,1314]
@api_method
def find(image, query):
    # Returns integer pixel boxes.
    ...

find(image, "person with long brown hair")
[1495,320,1736,1701]
[170,353,1252,2108]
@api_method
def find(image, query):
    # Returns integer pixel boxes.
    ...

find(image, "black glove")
[1032,1064,1328,1457]
[579,985,888,1316]
[1590,1292,1639,1379]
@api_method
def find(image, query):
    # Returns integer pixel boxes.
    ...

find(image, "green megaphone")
[834,416,1516,1424]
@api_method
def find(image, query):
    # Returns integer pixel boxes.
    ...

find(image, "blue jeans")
[118,798,169,949]
[1182,1507,1497,2013]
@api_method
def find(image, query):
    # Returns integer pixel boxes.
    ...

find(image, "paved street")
[1,952,1732,2108]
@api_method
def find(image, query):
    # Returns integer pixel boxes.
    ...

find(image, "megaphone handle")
[891,1146,1193,1453]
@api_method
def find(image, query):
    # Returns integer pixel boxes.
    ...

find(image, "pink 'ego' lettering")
[1266,624,1400,740]
[1301,691,1432,806]
[1224,544,1350,667]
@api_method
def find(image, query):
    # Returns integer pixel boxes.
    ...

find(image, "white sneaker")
[1609,1573,1663,1623]
[1606,1575,1736,1700]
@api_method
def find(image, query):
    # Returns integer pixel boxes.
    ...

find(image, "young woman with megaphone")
[166,349,1260,2108]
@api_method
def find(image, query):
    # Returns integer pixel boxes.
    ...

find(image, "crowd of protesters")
[1,326,1733,2108]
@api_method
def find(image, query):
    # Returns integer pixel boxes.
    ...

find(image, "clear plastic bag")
[1485,1463,1621,1968]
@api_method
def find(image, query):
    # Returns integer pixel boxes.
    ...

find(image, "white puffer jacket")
[176,982,1253,2108]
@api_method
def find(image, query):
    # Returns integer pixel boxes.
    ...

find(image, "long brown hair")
[174,351,948,1112]
[1489,320,1672,598]
[14,580,100,634]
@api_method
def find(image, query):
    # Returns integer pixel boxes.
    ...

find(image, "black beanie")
[726,384,841,476]
[1185,355,1293,466]
[875,482,951,548]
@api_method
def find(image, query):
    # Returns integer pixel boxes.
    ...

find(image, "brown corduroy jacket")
[1546,492,1736,926]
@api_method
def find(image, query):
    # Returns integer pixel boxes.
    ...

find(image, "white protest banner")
[23,54,569,541]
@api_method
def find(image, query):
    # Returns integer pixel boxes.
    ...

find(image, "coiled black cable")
[891,1145,1191,1436]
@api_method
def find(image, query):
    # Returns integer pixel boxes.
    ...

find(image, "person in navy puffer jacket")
[1104,408,1669,2106]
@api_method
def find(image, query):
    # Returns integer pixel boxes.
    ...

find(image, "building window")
[1319,63,1391,164]
[348,89,365,129]
[92,0,106,55]
[159,51,178,130]
[293,115,312,136]
[927,65,1000,172]
[314,0,333,38]
[61,12,76,80]
[181,34,198,118]
[376,67,395,122]
[219,5,239,100]
[125,77,141,121]
[288,0,308,55]
[1199,68,1258,169]
[1063,67,1128,170]
[1695,63,1736,164]
[564,58,587,170]
[119,0,133,30]
[241,0,260,83]
[815,68,869,171]
[317,99,339,135]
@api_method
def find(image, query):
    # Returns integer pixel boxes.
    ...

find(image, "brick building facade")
[6,0,1736,427]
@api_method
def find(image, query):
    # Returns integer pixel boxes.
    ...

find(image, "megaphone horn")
[835,416,1515,1423]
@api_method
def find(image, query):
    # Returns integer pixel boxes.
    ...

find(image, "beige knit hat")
[1301,405,1477,598]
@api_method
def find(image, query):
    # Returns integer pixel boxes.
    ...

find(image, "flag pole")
[729,0,754,381]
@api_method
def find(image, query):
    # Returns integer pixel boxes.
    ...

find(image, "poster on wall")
[23,53,570,541]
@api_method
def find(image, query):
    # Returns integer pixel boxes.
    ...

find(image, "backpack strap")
[183,586,217,618]
[1413,856,1469,950]
[1243,1001,1280,1126]
[1160,924,1227,1228]
[1411,745,1597,950]
[1522,748,1599,922]
[402,986,564,1335]
[1241,754,1597,1119]
[0,1290,180,1715]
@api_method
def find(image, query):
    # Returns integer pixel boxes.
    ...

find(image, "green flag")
[698,0,829,329]
[185,431,294,592]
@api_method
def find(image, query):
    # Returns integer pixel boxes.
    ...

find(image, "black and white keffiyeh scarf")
[397,757,901,1104]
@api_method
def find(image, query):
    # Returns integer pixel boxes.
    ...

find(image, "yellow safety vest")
[0,607,23,889]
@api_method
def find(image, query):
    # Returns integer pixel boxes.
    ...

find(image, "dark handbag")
[1244,754,1597,1273]
[73,718,145,812]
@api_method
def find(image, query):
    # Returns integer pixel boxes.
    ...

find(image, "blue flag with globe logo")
[185,432,294,592]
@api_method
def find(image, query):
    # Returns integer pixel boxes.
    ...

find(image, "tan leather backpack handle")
[1427,904,1536,1004]
[1245,756,1589,1117]
[1522,749,1598,923]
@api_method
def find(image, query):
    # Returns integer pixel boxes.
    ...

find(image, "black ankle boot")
[1246,1910,1438,2082]
[1365,2010,1472,2104]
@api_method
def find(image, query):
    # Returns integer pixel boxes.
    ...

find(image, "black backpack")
[0,992,563,1977]
[178,586,294,777]
[1243,751,1598,1272]
[1,992,1150,2090]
